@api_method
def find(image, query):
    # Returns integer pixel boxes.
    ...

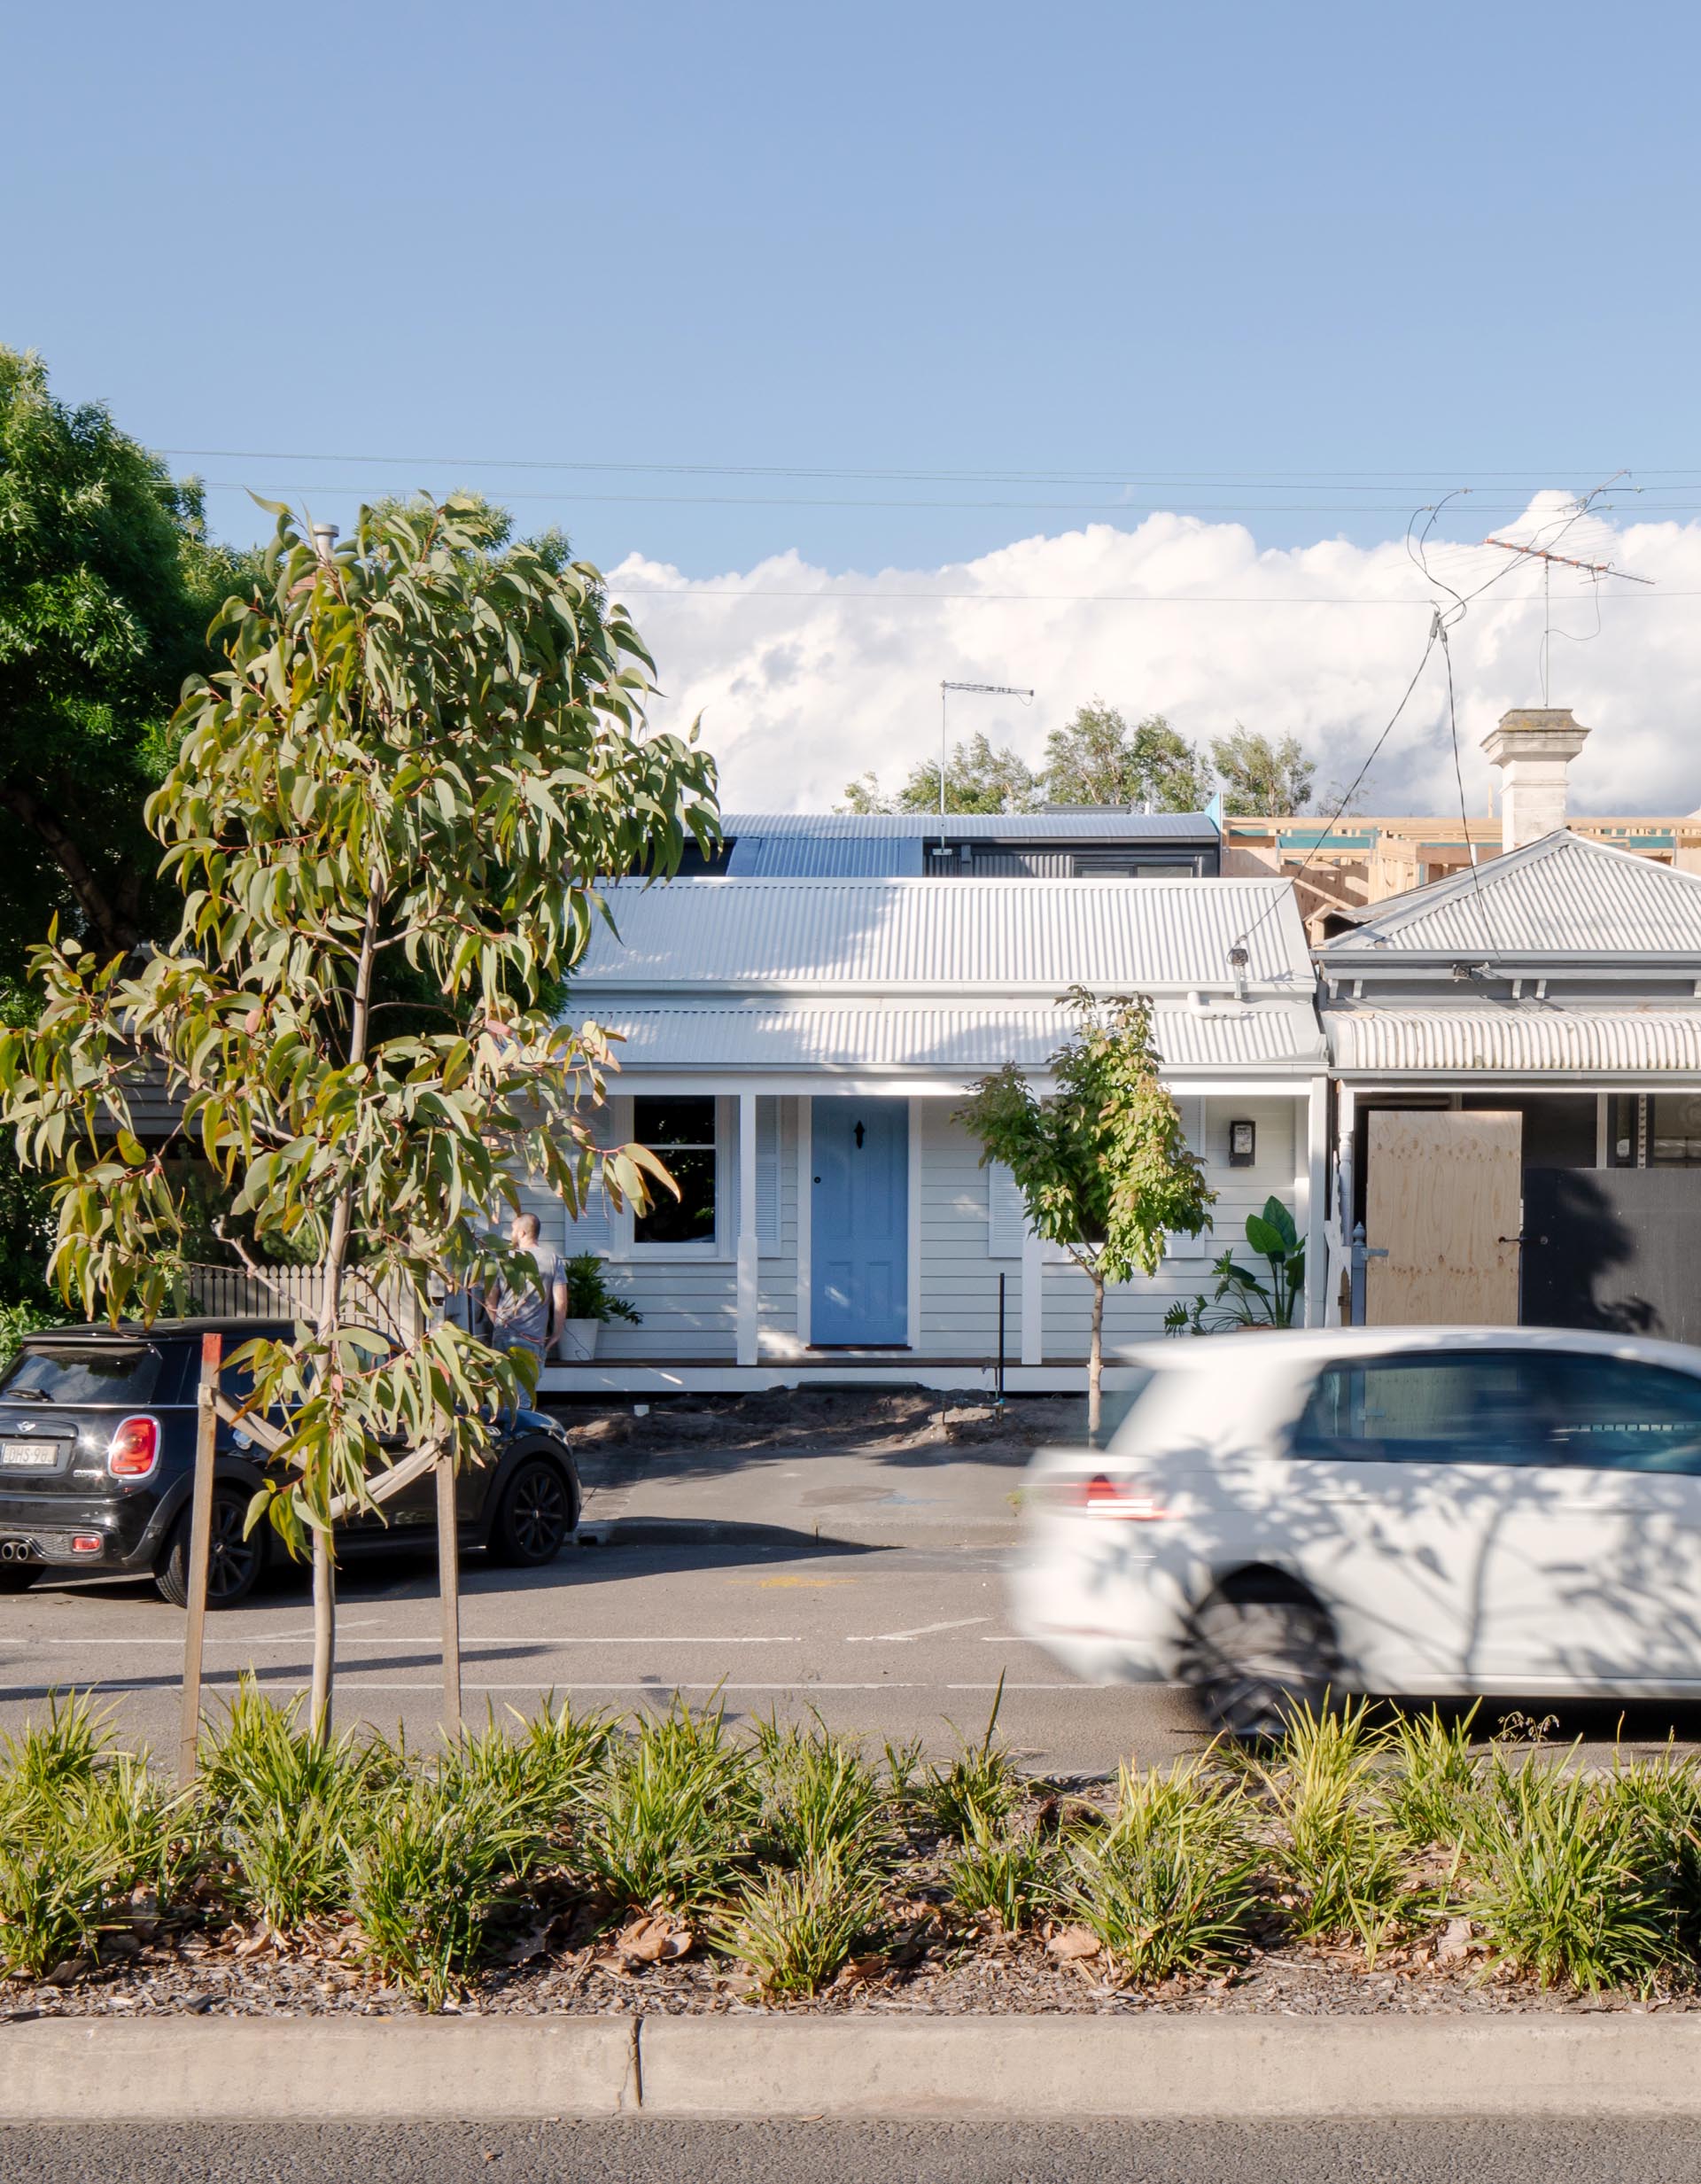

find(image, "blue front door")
[812,1100,908,1345]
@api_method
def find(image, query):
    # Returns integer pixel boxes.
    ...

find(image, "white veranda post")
[736,1092,758,1367]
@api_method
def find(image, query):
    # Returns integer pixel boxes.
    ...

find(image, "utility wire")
[158,446,1701,487]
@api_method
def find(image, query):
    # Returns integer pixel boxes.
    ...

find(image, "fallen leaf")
[1045,1925,1102,1962]
[617,1917,671,1965]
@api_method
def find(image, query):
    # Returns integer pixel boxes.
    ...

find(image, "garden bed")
[4,1689,1699,2021]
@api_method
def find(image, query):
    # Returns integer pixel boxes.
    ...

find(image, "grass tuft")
[1067,1758,1258,1985]
[755,1715,888,1870]
[947,1811,1059,1931]
[1463,1750,1673,1992]
[713,1852,880,1996]
[578,1699,760,1914]
[351,1774,530,2008]
[1262,1700,1410,1958]
[915,1675,1023,1841]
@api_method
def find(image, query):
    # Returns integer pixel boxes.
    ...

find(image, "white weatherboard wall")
[1037,1096,1296,1353]
[534,1092,1301,1372]
[919,1103,1021,1361]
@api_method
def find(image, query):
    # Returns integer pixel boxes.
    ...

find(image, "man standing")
[480,1211,568,1378]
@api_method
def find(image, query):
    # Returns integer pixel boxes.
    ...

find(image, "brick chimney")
[1480,708,1590,852]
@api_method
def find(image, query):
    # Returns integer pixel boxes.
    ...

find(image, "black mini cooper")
[0,1318,580,1608]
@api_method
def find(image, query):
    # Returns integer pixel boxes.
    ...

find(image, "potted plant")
[559,1252,641,1361]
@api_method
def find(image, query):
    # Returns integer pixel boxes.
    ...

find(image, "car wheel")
[155,1488,264,1609]
[488,1457,575,1567]
[1183,1580,1339,1741]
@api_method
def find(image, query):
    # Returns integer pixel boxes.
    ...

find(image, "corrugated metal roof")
[1326,1006,1701,1074]
[589,1000,1324,1073]
[721,810,1216,841]
[725,835,925,877]
[573,877,1310,992]
[1317,832,1701,960]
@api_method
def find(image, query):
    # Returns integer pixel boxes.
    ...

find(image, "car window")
[1541,1356,1701,1475]
[1293,1351,1558,1466]
[1,1343,190,1408]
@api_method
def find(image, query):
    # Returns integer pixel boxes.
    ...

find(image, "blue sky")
[11,0,1699,574]
[10,1,1701,812]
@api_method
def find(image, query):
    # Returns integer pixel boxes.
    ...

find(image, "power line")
[187,479,1701,517]
[159,445,1701,486]
[609,587,1697,606]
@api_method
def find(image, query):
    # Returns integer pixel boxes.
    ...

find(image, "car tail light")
[70,1535,101,1554]
[1074,1472,1173,1520]
[107,1416,159,1479]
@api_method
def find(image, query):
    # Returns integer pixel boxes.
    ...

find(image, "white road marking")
[846,1616,990,1644]
[42,1633,804,1648]
[143,1678,1095,1695]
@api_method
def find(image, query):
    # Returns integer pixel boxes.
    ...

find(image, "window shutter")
[987,1162,1027,1259]
[756,1096,781,1253]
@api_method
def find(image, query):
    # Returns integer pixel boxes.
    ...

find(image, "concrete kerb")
[9,2015,1701,2122]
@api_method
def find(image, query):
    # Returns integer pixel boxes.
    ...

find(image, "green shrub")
[1464,1753,1672,1992]
[351,1775,530,2007]
[202,1679,394,1931]
[755,1716,887,1870]
[1262,1700,1410,1957]
[0,1690,112,1814]
[441,1698,611,1853]
[579,1700,760,1914]
[1383,1706,1482,1850]
[0,1744,193,1976]
[713,1851,880,1996]
[1067,1759,1259,1984]
[948,1811,1059,1931]
[0,1811,126,1978]
[916,1679,1023,1841]
[1598,1748,1701,1951]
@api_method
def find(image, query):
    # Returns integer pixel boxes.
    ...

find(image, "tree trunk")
[1087,1270,1106,1444]
[306,895,381,1740]
[0,782,139,959]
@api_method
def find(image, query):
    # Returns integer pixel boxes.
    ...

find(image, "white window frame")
[610,1093,734,1263]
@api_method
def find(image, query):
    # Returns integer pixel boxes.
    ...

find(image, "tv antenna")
[937,680,1035,826]
[1480,527,1652,706]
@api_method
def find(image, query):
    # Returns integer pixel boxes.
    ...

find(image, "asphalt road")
[0,1535,1198,1772]
[4,1535,1701,1772]
[6,2120,1701,2184]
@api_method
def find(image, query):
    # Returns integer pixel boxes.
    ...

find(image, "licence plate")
[0,1442,58,1468]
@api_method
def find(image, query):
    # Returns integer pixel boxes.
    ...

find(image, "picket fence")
[183,1263,422,1341]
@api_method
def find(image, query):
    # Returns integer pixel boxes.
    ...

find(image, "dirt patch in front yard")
[557,1388,1086,1457]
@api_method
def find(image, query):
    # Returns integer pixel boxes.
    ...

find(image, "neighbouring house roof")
[1316,830,1701,963]
[585,1000,1325,1076]
[726,835,927,877]
[718,810,1216,840]
[572,877,1312,996]
[1326,1006,1701,1077]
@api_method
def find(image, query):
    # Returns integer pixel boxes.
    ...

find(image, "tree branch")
[0,781,139,957]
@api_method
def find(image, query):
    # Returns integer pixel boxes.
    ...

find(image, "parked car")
[0,1318,581,1609]
[1013,1325,1701,1737]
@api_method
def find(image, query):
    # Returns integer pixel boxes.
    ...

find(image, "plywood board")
[1365,1110,1521,1325]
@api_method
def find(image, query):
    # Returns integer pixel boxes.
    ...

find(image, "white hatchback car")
[1014,1325,1701,1737]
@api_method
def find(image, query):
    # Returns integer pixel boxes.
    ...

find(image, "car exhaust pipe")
[0,1541,33,1562]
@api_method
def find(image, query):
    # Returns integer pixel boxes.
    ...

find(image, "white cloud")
[609,500,1701,818]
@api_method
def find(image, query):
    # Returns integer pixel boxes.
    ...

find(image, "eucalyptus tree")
[956,989,1213,1437]
[0,495,718,1727]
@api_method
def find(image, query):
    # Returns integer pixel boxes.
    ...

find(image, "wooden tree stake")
[177,1331,221,1783]
[437,1450,462,1736]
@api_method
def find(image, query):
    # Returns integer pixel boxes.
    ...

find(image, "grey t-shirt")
[486,1243,563,1350]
